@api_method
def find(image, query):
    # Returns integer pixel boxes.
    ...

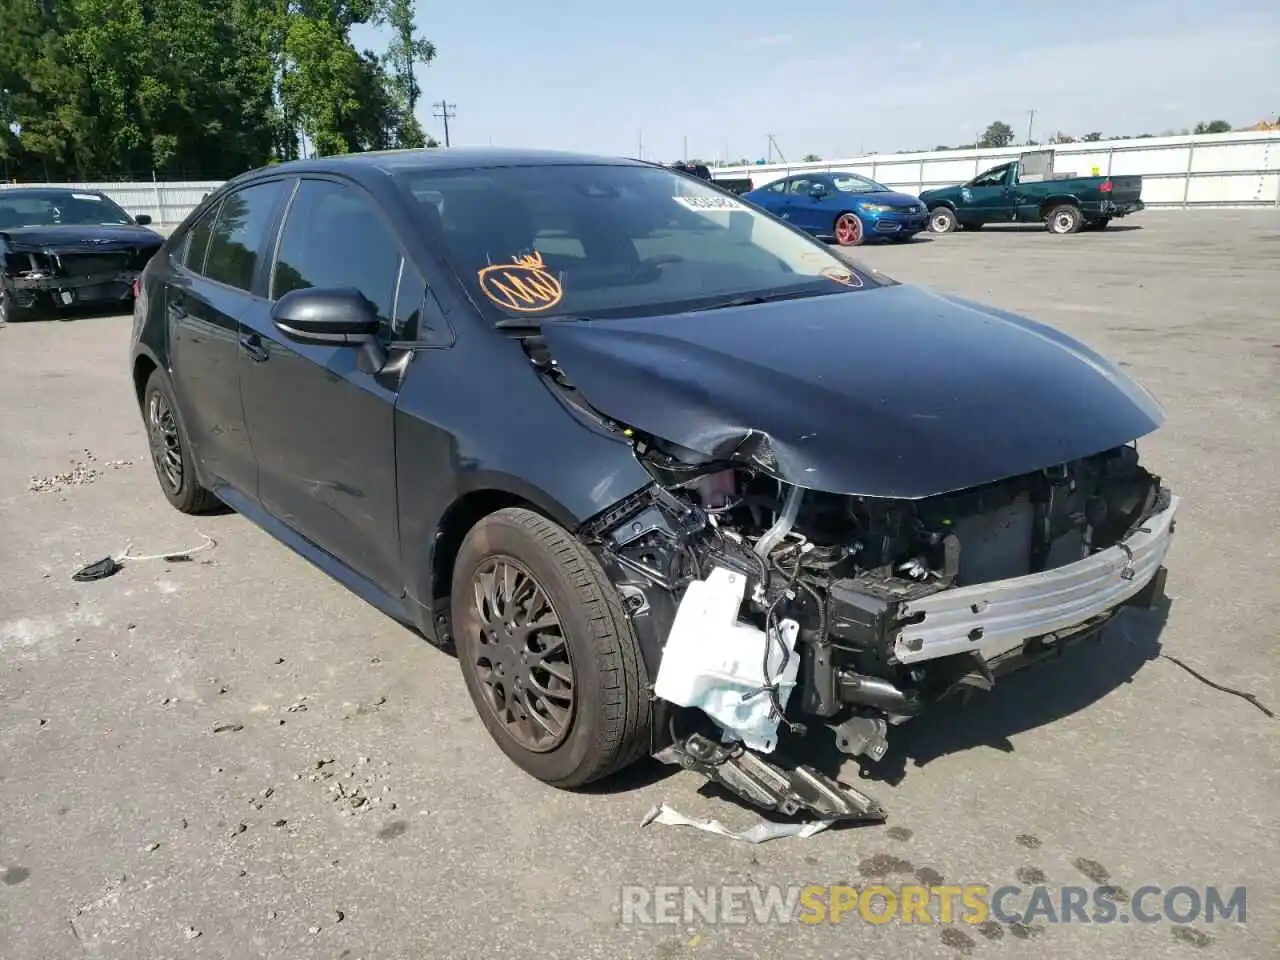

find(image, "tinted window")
[399,164,895,323]
[392,261,426,339]
[181,201,220,273]
[272,179,401,327]
[203,180,289,292]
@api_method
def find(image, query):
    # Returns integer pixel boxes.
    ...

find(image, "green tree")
[979,121,1014,148]
[801,153,821,162]
[1193,120,1231,134]
[378,0,437,147]
[1081,131,1103,142]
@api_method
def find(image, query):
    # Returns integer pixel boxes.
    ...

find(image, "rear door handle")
[239,333,269,362]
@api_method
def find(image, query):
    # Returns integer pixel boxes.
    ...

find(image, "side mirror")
[272,287,381,346]
[134,214,152,225]
[809,184,828,199]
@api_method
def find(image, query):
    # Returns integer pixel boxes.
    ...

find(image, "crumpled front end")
[580,437,1176,821]
[3,244,154,312]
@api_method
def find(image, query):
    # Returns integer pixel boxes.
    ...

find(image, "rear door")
[748,177,789,216]
[237,176,416,594]
[165,178,291,496]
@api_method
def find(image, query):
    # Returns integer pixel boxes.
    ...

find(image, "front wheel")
[1046,204,1083,235]
[833,212,864,246]
[928,207,958,234]
[451,508,652,788]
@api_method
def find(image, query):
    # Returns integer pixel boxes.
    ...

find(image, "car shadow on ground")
[824,235,936,248]
[968,223,1144,234]
[590,600,1171,825]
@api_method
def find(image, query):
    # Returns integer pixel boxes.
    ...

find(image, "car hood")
[849,190,923,209]
[539,284,1165,499]
[0,224,162,253]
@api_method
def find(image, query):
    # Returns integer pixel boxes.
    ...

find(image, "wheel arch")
[1039,195,1081,218]
[132,350,160,408]
[927,199,958,212]
[424,476,590,640]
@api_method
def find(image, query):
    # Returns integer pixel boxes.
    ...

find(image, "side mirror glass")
[272,287,381,346]
[134,214,153,225]
[809,184,827,198]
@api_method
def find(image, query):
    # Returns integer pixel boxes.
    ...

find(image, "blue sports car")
[742,171,929,246]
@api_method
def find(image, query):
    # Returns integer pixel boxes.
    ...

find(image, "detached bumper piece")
[654,732,887,824]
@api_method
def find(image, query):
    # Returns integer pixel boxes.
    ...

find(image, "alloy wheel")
[147,390,183,493]
[469,556,576,752]
[834,213,862,245]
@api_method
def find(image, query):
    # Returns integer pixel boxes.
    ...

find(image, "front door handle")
[239,333,269,362]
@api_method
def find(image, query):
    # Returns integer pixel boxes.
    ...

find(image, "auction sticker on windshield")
[672,196,746,212]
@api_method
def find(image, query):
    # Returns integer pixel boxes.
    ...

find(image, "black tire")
[964,222,984,230]
[451,507,652,788]
[142,368,221,514]
[1046,204,1083,235]
[928,207,958,234]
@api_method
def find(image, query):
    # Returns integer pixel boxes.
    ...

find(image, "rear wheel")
[833,212,864,246]
[451,508,652,788]
[928,207,958,234]
[1046,204,1083,235]
[142,368,221,514]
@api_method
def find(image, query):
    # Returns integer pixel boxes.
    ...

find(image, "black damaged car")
[129,148,1178,820]
[0,187,162,323]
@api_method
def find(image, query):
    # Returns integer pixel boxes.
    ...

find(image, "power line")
[432,101,456,147]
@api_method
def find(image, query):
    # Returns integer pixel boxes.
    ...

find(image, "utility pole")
[1026,108,1036,145]
[433,101,456,147]
[683,135,687,163]
[637,129,643,160]
[766,133,786,164]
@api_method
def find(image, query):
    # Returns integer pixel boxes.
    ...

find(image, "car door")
[958,163,1016,224]
[749,178,790,216]
[165,179,291,496]
[237,176,414,594]
[781,176,831,232]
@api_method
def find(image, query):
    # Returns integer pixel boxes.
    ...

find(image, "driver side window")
[972,165,1010,188]
[788,178,815,195]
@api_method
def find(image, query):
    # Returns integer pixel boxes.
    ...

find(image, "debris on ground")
[305,756,394,817]
[184,926,202,940]
[212,723,243,734]
[29,451,133,493]
[70,531,216,582]
[640,802,835,844]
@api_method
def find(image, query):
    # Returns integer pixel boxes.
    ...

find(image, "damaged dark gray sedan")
[130,148,1177,821]
[1,187,162,323]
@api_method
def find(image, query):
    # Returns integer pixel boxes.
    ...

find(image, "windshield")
[398,163,895,322]
[0,191,135,228]
[831,174,890,194]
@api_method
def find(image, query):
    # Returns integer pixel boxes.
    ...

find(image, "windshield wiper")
[691,290,823,312]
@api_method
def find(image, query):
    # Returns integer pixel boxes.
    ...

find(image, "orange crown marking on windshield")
[821,265,863,288]
[477,249,564,313]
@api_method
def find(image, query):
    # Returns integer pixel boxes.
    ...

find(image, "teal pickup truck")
[919,149,1143,235]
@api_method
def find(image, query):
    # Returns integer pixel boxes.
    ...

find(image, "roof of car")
[0,186,108,197]
[245,147,648,180]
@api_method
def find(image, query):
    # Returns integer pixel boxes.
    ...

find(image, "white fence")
[3,130,1278,222]
[710,131,1280,208]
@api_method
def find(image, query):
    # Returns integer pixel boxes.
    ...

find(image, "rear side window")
[271,179,401,328]
[203,180,290,293]
[181,201,220,274]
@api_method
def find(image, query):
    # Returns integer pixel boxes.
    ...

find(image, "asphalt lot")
[2,211,1277,959]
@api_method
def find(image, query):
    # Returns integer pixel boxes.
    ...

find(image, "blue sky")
[352,0,1279,162]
